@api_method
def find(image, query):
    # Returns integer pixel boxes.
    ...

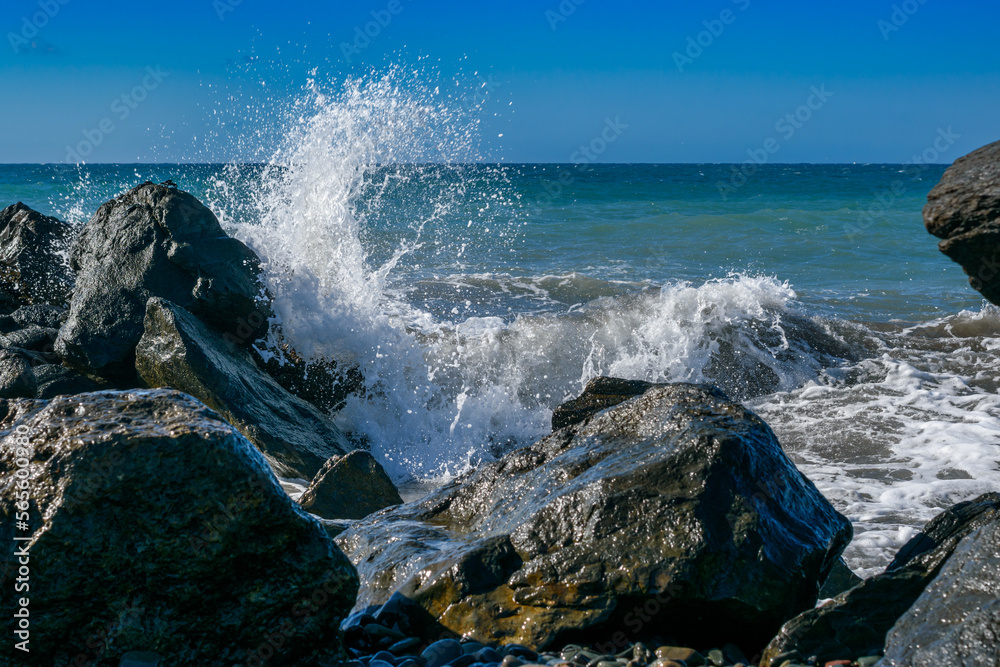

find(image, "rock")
[55,182,272,380]
[299,450,403,520]
[135,297,351,479]
[0,388,358,666]
[337,381,851,652]
[0,348,36,398]
[924,140,1000,304]
[879,516,1000,666]
[0,202,73,309]
[817,558,863,599]
[257,342,364,413]
[551,376,655,431]
[0,325,59,355]
[10,304,66,329]
[759,492,1000,666]
[33,364,103,398]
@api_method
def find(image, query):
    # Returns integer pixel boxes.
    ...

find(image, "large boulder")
[759,492,1000,666]
[135,297,351,478]
[299,450,403,520]
[924,139,1000,304]
[337,381,852,653]
[55,182,272,380]
[879,516,1000,666]
[0,202,73,310]
[0,388,358,666]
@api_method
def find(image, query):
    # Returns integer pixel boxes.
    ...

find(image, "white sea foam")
[208,73,1000,575]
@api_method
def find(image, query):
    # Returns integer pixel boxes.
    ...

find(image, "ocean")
[2,92,999,581]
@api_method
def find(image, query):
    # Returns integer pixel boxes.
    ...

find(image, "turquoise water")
[2,161,998,577]
[0,163,975,323]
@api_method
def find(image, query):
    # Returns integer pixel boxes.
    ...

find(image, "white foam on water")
[205,71,1000,576]
[752,305,1000,576]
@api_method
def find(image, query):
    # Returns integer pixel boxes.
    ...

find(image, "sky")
[0,0,997,164]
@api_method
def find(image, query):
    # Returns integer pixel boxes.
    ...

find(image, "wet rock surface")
[924,139,1000,304]
[299,450,403,520]
[0,388,358,666]
[550,376,654,431]
[337,381,852,654]
[0,202,73,310]
[760,492,1000,666]
[879,516,1000,667]
[136,297,352,478]
[55,182,271,380]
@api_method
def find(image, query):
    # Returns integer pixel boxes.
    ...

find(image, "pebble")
[655,646,704,665]
[388,637,423,654]
[856,657,882,667]
[422,639,464,667]
[707,648,726,666]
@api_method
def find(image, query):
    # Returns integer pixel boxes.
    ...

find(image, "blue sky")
[0,0,996,163]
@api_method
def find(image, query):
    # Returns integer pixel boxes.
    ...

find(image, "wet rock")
[760,492,1000,666]
[0,348,36,398]
[0,325,59,355]
[10,304,66,329]
[0,202,73,309]
[551,376,654,431]
[135,297,351,478]
[257,342,364,413]
[879,516,1000,666]
[299,450,403,520]
[55,182,272,380]
[337,382,851,653]
[33,364,103,399]
[817,558,863,599]
[0,388,358,666]
[924,140,1000,304]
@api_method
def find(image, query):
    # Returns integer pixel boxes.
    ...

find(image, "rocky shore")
[1,143,999,666]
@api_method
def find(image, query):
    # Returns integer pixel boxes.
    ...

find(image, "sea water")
[2,75,998,577]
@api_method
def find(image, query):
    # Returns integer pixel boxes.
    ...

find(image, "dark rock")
[0,348,36,398]
[551,376,654,431]
[135,297,351,478]
[258,343,364,413]
[0,325,59,356]
[880,517,1000,665]
[337,381,851,652]
[759,492,1000,666]
[11,304,66,329]
[0,202,73,309]
[924,140,1000,304]
[55,182,272,380]
[0,388,358,666]
[33,364,103,398]
[817,558,863,599]
[299,450,403,520]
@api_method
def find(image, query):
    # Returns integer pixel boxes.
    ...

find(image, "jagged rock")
[337,382,851,653]
[299,450,403,520]
[879,516,1000,666]
[817,558,863,600]
[0,202,73,310]
[55,182,272,380]
[135,297,351,479]
[551,376,654,431]
[33,364,102,399]
[257,344,364,413]
[0,388,358,666]
[10,304,66,330]
[0,348,36,398]
[924,140,1000,304]
[0,325,59,355]
[759,492,1000,666]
